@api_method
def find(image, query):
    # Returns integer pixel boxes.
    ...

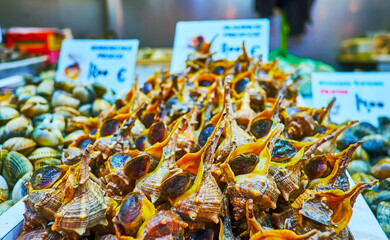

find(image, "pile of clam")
[337,120,390,237]
[15,43,376,240]
[0,71,113,215]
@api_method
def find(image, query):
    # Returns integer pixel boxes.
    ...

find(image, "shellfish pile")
[0,72,113,214]
[15,42,375,240]
[338,120,390,237]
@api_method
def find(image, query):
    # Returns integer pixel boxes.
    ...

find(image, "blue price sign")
[57,39,139,93]
[171,19,270,73]
[312,72,390,126]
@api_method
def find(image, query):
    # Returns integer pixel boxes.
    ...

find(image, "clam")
[0,175,9,203]
[53,106,80,119]
[2,151,33,188]
[361,134,390,156]
[0,106,19,125]
[3,117,33,141]
[113,192,155,238]
[363,190,390,213]
[379,178,390,191]
[32,124,64,148]
[28,147,62,163]
[51,91,81,109]
[92,98,111,117]
[15,85,36,103]
[347,160,371,175]
[351,146,370,161]
[0,149,8,170]
[336,130,359,151]
[352,172,379,190]
[3,137,36,155]
[33,113,66,132]
[78,104,93,117]
[65,116,89,133]
[377,201,390,236]
[72,85,96,104]
[351,122,377,139]
[371,158,390,180]
[37,79,55,99]
[12,171,32,202]
[54,80,75,92]
[92,82,107,98]
[20,96,50,118]
[64,130,85,147]
[0,200,13,215]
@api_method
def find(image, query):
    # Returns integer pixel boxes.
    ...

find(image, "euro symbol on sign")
[117,68,126,82]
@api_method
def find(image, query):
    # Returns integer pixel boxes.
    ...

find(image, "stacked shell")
[14,43,375,239]
[0,71,113,215]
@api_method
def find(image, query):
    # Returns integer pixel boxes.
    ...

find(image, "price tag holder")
[312,72,390,126]
[56,39,139,93]
[170,19,270,73]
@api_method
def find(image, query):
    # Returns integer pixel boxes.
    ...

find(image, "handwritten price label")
[57,39,139,94]
[312,72,390,126]
[170,19,270,73]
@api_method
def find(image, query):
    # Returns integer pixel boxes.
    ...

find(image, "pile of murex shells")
[3,42,376,239]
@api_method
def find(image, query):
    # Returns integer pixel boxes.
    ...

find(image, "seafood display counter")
[0,43,388,239]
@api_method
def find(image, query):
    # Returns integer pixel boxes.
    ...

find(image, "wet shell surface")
[32,124,64,148]
[4,117,33,141]
[3,137,37,156]
[0,106,19,125]
[12,172,32,203]
[28,147,62,162]
[2,151,33,188]
[0,175,9,203]
[6,46,375,239]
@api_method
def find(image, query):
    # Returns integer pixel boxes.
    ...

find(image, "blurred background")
[1,0,390,68]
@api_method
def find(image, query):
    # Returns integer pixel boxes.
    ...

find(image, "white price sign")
[312,72,390,126]
[170,19,270,73]
[56,39,139,93]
